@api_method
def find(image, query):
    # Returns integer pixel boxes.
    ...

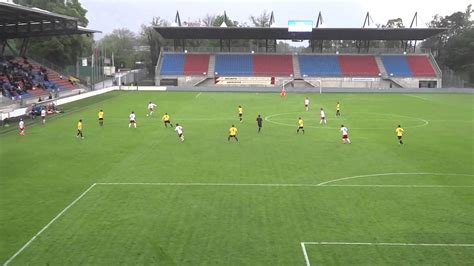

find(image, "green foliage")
[12,0,92,67]
[140,17,172,74]
[422,4,473,80]
[213,14,238,27]
[99,28,142,69]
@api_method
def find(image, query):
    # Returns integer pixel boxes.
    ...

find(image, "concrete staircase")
[207,54,216,77]
[292,55,301,79]
[374,56,387,77]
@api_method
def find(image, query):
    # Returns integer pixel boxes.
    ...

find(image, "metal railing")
[161,46,431,55]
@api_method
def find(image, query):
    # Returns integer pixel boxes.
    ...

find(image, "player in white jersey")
[340,124,351,144]
[304,97,310,111]
[19,119,25,135]
[320,108,327,124]
[129,111,137,128]
[147,102,157,116]
[41,109,46,124]
[174,123,184,142]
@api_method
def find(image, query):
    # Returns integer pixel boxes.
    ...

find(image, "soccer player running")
[396,125,404,144]
[256,114,263,133]
[129,111,137,128]
[147,101,157,116]
[175,123,184,142]
[336,102,341,116]
[304,97,310,111]
[238,105,243,123]
[320,108,327,124]
[98,109,104,127]
[41,108,46,124]
[340,124,351,144]
[162,113,173,128]
[19,119,25,136]
[228,124,238,142]
[77,119,84,139]
[297,117,305,134]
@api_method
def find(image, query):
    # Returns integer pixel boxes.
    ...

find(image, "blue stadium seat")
[160,54,185,75]
[382,56,413,77]
[298,55,342,76]
[215,54,253,76]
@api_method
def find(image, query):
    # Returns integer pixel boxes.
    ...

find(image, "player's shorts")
[298,126,304,129]
[178,133,183,137]
[129,120,136,123]
[305,104,308,107]
[321,117,326,120]
[164,120,170,124]
[342,135,348,139]
[19,127,25,131]
[77,129,82,133]
[99,118,103,121]
[41,116,45,119]
[229,134,236,137]
[239,113,242,117]
[257,124,262,127]
[397,136,402,139]
[149,108,154,111]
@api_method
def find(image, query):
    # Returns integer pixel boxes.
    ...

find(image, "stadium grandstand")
[0,1,98,104]
[154,11,445,89]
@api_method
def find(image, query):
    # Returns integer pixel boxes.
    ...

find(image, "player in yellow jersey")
[238,105,243,122]
[162,113,173,128]
[98,110,104,127]
[297,117,305,134]
[336,102,341,116]
[76,119,84,139]
[395,125,404,144]
[228,125,238,142]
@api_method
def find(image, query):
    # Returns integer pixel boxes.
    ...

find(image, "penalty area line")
[301,241,474,266]
[302,241,474,247]
[3,183,97,266]
[95,182,474,188]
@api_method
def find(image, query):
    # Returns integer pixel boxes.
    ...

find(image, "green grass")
[1,91,473,265]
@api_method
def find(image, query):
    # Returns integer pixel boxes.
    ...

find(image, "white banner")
[82,58,88,67]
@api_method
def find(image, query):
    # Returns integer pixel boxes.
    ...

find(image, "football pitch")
[1,91,473,265]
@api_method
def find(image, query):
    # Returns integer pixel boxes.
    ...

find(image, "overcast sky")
[80,0,472,39]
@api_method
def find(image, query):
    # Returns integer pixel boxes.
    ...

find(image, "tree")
[99,29,143,69]
[422,4,473,83]
[202,14,216,27]
[250,10,271,27]
[140,17,172,74]
[13,0,92,67]
[213,14,238,27]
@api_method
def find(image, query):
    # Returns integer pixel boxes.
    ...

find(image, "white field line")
[402,94,434,102]
[95,181,474,189]
[264,111,429,130]
[301,243,311,266]
[316,172,474,186]
[301,241,474,266]
[195,92,202,98]
[323,184,474,188]
[3,183,97,266]
[302,241,474,247]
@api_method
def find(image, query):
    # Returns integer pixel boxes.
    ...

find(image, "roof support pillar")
[0,40,6,56]
[19,38,30,57]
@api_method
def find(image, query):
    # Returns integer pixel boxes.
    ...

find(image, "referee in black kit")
[256,114,263,133]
